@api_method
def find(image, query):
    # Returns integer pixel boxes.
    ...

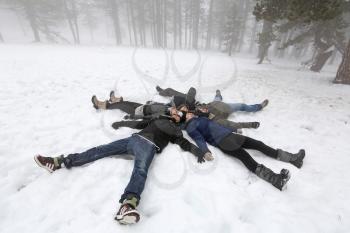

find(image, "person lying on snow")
[91,90,260,130]
[34,111,206,225]
[156,86,268,118]
[182,110,305,191]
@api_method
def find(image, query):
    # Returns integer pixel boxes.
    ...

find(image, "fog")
[0,0,349,74]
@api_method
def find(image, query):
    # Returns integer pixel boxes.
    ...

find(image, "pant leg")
[217,135,258,172]
[228,103,262,113]
[63,137,131,168]
[120,135,156,203]
[158,87,186,98]
[215,118,256,130]
[239,135,278,159]
[106,101,142,114]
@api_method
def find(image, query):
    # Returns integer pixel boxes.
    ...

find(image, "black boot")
[277,149,305,168]
[260,99,269,109]
[255,164,291,191]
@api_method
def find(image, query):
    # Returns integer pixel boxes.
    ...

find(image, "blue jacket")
[185,117,235,153]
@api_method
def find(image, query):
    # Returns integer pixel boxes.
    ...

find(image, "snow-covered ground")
[1,44,350,233]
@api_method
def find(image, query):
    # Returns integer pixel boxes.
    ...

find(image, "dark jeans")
[63,135,156,204]
[106,101,142,115]
[213,94,262,113]
[217,134,278,172]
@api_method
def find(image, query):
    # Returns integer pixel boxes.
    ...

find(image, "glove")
[197,154,205,163]
[123,115,130,120]
[251,122,260,129]
[112,122,124,129]
[208,113,216,119]
[204,152,214,161]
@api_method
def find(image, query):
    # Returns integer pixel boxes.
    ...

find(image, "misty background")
[0,0,349,81]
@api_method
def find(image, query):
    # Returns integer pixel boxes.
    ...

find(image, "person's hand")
[112,122,123,129]
[204,152,214,161]
[123,115,130,120]
[197,154,206,163]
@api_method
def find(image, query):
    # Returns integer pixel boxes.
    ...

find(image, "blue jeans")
[213,94,262,113]
[63,135,156,204]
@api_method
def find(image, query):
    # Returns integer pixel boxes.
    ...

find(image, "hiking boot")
[156,85,163,93]
[255,164,291,191]
[34,155,63,173]
[277,149,305,168]
[109,91,123,103]
[115,197,140,224]
[260,99,269,109]
[91,95,107,110]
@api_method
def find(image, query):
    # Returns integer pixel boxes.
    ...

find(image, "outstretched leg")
[156,86,186,97]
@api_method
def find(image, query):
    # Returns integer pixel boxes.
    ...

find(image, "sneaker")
[34,155,61,173]
[261,99,269,109]
[115,203,140,224]
[109,91,123,103]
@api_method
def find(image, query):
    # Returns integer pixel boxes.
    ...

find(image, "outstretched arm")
[173,136,205,163]
[214,119,259,130]
[187,128,211,155]
[111,120,150,130]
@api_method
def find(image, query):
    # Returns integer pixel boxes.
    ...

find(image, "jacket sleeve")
[172,133,205,159]
[186,128,211,154]
[111,120,150,130]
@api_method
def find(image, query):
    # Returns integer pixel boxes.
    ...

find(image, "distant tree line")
[0,0,349,83]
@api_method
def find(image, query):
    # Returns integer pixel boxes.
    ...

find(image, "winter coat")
[111,118,204,158]
[185,117,236,153]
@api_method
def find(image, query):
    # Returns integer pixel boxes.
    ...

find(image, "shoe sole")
[34,155,54,173]
[115,210,140,225]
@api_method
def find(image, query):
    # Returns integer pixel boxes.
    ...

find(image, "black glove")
[112,122,124,129]
[123,115,130,120]
[251,122,260,129]
[197,153,205,163]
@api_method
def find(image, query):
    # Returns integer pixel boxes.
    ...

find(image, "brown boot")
[91,95,107,109]
[109,91,123,103]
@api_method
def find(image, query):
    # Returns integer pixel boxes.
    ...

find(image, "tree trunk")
[310,50,333,72]
[130,0,138,46]
[173,0,177,48]
[109,0,122,45]
[24,1,41,42]
[334,39,350,84]
[205,0,214,50]
[237,0,249,52]
[178,0,182,49]
[257,20,273,64]
[192,0,200,49]
[163,0,167,48]
[70,0,80,44]
[126,0,133,45]
[63,0,77,43]
[249,19,257,53]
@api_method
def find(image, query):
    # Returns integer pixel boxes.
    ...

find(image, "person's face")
[179,106,188,112]
[170,110,181,123]
[170,107,177,115]
[186,112,194,121]
[198,106,208,113]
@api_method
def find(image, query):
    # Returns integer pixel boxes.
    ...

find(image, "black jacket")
[112,118,205,162]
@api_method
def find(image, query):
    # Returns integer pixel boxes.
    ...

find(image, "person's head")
[179,105,189,112]
[170,109,181,123]
[185,112,195,121]
[196,103,208,113]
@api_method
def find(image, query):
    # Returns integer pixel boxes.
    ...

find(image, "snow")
[0,44,350,233]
